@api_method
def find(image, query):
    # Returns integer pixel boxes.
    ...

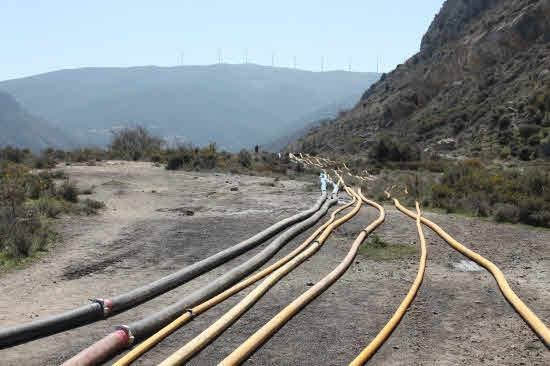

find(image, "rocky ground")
[0,161,548,365]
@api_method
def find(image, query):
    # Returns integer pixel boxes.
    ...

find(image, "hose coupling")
[116,325,135,345]
[90,298,114,317]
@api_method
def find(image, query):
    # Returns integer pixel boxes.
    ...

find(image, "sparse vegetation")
[430,160,550,227]
[110,126,164,161]
[359,235,417,260]
[327,155,550,228]
[0,147,105,268]
[369,137,420,162]
[163,142,299,177]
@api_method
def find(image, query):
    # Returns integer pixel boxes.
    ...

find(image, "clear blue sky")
[1,0,445,81]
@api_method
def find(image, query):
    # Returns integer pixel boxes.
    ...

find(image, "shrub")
[58,180,79,203]
[33,155,56,169]
[369,137,419,162]
[166,156,184,170]
[0,209,52,259]
[494,203,520,223]
[35,196,63,218]
[80,199,105,215]
[428,161,550,227]
[110,126,163,161]
[238,149,252,168]
[367,234,388,248]
[518,124,541,139]
[81,187,94,195]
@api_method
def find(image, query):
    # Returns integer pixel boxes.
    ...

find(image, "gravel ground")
[0,161,548,365]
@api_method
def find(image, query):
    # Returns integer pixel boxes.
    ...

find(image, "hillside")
[292,0,550,161]
[0,64,379,151]
[0,92,74,151]
[265,96,356,151]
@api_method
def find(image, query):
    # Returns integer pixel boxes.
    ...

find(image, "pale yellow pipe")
[394,198,550,348]
[350,201,427,365]
[158,188,363,365]
[219,190,385,366]
[112,192,356,366]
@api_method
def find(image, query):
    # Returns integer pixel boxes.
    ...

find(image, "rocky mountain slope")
[0,92,74,151]
[0,64,378,151]
[293,0,550,161]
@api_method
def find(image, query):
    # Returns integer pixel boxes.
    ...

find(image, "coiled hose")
[62,196,337,365]
[0,193,327,349]
[219,189,385,365]
[350,201,427,365]
[158,187,363,365]
[394,198,550,348]
[113,191,355,365]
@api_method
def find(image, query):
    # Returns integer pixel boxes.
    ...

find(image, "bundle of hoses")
[394,199,550,349]
[113,189,357,365]
[156,187,363,365]
[219,189,385,365]
[0,193,328,348]
[351,198,549,365]
[62,194,338,365]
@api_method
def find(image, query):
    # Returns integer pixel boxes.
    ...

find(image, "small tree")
[238,149,252,168]
[110,126,163,161]
[0,164,28,218]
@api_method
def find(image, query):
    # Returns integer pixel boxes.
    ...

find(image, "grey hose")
[110,193,328,310]
[0,194,327,348]
[123,196,337,340]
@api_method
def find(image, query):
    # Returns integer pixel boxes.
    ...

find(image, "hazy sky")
[1,1,445,81]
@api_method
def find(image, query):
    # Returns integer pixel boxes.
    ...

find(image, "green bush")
[79,199,105,215]
[369,137,420,162]
[518,124,541,139]
[238,149,252,168]
[110,126,163,161]
[166,156,184,170]
[429,161,550,227]
[494,203,520,223]
[367,234,388,248]
[35,196,63,218]
[58,180,79,203]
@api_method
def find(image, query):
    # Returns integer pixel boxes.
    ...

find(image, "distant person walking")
[320,171,328,193]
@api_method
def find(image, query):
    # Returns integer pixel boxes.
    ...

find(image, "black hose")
[125,196,337,340]
[0,303,103,348]
[0,194,327,348]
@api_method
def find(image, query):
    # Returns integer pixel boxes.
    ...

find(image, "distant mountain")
[265,96,356,152]
[0,92,75,151]
[293,0,550,161]
[0,64,379,151]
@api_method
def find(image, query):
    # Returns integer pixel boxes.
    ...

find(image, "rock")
[230,187,239,191]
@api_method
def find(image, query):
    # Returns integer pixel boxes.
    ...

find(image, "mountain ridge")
[0,64,379,151]
[292,0,550,161]
[0,92,75,151]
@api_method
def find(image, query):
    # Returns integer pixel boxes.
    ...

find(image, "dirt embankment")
[0,161,548,365]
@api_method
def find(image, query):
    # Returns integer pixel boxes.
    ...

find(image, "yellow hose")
[219,190,385,366]
[112,192,356,366]
[158,188,363,365]
[394,199,550,348]
[350,201,427,365]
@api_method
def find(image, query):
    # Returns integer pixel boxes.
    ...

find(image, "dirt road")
[0,161,548,365]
